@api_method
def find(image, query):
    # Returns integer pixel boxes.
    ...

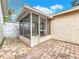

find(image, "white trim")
[38,16,40,38]
[16,7,25,21]
[23,20,24,36]
[40,15,47,20]
[40,30,46,31]
[16,5,79,21]
[53,6,79,17]
[24,5,50,18]
[30,12,32,41]
[16,5,51,21]
[46,18,47,35]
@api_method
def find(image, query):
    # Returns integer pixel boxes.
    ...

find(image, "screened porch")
[17,6,51,47]
[19,11,50,47]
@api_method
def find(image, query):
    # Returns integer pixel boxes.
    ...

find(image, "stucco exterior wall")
[0,1,3,45]
[51,10,79,44]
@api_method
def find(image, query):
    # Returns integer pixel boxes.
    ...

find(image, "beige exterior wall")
[51,10,79,44]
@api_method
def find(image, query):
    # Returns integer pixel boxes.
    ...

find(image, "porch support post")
[23,20,24,36]
[30,12,32,44]
[46,18,47,35]
[38,16,40,43]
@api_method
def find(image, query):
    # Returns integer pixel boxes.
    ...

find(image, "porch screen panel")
[23,14,30,39]
[47,20,50,35]
[32,13,38,36]
[40,17,46,37]
[19,20,24,36]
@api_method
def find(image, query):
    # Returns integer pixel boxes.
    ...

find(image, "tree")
[0,0,19,46]
[72,0,79,7]
[3,0,19,22]
[8,9,12,17]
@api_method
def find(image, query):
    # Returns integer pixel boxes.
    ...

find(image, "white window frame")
[39,16,47,37]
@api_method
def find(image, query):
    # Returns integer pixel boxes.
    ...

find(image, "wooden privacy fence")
[3,22,19,39]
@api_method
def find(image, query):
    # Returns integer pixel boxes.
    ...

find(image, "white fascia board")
[16,7,25,21]
[24,5,51,19]
[16,5,54,21]
[53,6,79,17]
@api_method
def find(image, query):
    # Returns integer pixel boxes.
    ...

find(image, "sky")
[8,0,72,20]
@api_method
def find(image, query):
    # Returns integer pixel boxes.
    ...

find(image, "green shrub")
[4,16,9,22]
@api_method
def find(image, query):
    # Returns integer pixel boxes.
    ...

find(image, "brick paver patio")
[26,39,79,59]
[0,39,79,59]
